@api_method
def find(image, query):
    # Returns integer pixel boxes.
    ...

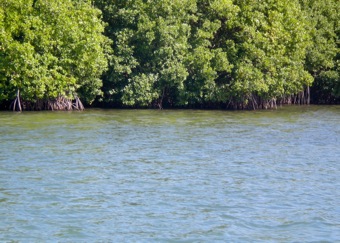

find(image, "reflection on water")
[0,106,339,241]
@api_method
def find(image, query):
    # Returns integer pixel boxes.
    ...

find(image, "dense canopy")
[0,0,111,110]
[0,0,339,110]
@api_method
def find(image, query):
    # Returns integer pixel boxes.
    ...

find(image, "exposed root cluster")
[227,87,311,110]
[10,90,85,112]
[48,96,84,111]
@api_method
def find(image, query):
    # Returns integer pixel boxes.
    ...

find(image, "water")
[0,106,339,242]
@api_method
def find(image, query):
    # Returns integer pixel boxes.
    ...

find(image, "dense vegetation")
[0,0,110,110]
[0,0,339,110]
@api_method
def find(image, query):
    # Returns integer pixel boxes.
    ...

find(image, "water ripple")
[0,106,339,242]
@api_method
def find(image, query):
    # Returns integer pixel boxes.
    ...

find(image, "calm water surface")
[0,106,339,242]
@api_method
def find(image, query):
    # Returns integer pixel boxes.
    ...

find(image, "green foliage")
[300,0,340,103]
[121,73,159,106]
[0,0,110,104]
[184,0,235,105]
[225,0,313,101]
[96,0,319,108]
[1,0,337,109]
[96,0,195,107]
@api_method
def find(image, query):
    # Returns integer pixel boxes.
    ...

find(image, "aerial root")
[10,94,85,111]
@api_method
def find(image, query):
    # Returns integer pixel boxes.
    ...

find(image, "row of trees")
[0,0,339,110]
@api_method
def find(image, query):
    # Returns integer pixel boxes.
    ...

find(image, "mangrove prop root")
[10,95,85,111]
[72,97,84,110]
[226,86,310,110]
[10,89,22,112]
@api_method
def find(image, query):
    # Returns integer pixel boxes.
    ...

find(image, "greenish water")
[0,106,339,242]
